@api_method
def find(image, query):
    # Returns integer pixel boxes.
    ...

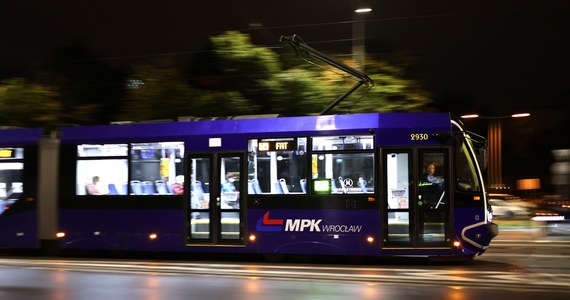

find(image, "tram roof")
[0,127,43,146]
[60,112,452,144]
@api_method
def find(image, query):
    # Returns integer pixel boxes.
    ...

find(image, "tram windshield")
[455,135,483,193]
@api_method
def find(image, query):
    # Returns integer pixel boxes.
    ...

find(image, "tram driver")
[419,162,445,209]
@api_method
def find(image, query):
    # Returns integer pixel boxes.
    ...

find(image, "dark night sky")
[1,1,569,187]
[1,0,568,113]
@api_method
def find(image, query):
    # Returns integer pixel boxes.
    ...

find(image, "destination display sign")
[257,139,297,152]
[0,149,15,158]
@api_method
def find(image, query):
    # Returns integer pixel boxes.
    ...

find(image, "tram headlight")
[366,236,375,244]
[56,232,66,238]
[453,240,461,248]
[149,233,158,240]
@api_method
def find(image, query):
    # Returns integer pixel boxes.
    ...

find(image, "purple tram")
[54,112,497,260]
[0,128,43,251]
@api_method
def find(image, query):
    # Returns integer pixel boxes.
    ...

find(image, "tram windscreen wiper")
[280,34,374,115]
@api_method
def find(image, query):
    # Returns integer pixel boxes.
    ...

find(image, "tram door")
[383,149,450,248]
[186,153,243,245]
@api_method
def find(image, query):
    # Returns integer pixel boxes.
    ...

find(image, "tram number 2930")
[410,133,429,141]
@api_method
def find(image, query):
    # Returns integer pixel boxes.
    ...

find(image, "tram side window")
[76,144,128,195]
[455,138,482,192]
[0,148,24,214]
[130,142,184,195]
[311,136,374,194]
[248,138,307,194]
[76,142,184,196]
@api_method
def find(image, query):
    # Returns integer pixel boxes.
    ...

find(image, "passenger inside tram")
[86,176,106,195]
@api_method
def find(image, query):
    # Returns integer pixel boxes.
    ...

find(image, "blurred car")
[489,193,521,201]
[544,221,570,235]
[532,199,570,235]
[489,199,531,219]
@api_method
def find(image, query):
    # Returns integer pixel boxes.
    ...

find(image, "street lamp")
[353,7,372,72]
[461,113,531,189]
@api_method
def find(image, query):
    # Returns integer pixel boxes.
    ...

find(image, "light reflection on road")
[1,220,570,299]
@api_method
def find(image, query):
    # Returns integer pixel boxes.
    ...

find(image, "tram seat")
[358,177,368,193]
[121,183,128,195]
[130,180,143,195]
[167,182,174,194]
[279,178,289,194]
[253,180,262,194]
[300,179,307,193]
[155,180,168,194]
[274,182,283,194]
[330,178,338,193]
[108,184,119,195]
[248,179,262,194]
[142,181,155,194]
[338,176,346,192]
[192,181,205,200]
[248,181,255,194]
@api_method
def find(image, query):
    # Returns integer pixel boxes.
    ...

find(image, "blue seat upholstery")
[155,180,168,195]
[248,179,263,194]
[108,184,119,195]
[192,181,205,200]
[130,180,143,195]
[142,181,155,194]
[300,179,307,193]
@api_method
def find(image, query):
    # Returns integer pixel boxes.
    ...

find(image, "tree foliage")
[0,31,435,127]
[206,31,433,116]
[210,31,282,113]
[313,59,432,114]
[0,78,62,129]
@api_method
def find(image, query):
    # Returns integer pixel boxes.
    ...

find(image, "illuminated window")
[78,144,128,157]
[0,147,24,204]
[312,135,374,151]
[311,135,375,194]
[76,144,128,196]
[130,142,184,195]
[76,142,184,196]
[248,138,307,194]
